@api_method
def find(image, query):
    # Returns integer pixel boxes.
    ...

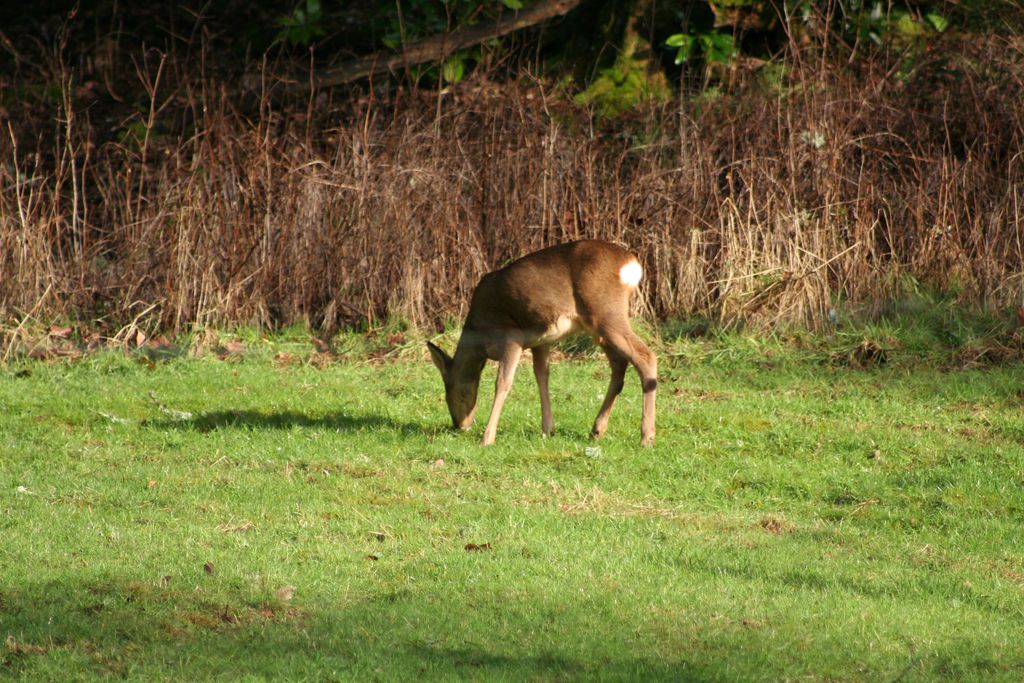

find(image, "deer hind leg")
[591,350,628,440]
[596,327,657,446]
[532,346,555,436]
[481,342,523,446]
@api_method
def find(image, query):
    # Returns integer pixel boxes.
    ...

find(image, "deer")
[426,240,656,447]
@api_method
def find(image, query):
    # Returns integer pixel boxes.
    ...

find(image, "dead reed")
[1,31,1022,343]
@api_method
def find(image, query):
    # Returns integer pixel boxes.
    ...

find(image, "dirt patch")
[758,515,793,535]
[174,603,307,633]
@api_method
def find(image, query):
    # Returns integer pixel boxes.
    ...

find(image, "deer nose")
[453,409,476,431]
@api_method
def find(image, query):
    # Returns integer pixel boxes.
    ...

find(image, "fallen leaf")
[464,543,492,551]
[147,480,157,488]
[431,458,445,469]
[274,351,298,366]
[275,585,296,601]
[217,340,246,359]
[217,521,255,533]
[144,335,174,349]
[203,562,215,574]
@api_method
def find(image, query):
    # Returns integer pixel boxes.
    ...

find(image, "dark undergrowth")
[1,5,1022,341]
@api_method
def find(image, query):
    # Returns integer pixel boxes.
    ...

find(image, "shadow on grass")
[0,576,703,680]
[151,409,430,437]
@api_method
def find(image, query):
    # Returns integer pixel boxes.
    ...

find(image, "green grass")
[2,332,1024,681]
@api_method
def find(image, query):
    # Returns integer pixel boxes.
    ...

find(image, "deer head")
[427,340,480,431]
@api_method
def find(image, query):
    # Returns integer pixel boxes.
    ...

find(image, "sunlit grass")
[2,332,1023,680]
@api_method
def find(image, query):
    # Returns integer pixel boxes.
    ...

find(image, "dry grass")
[1,28,1023,344]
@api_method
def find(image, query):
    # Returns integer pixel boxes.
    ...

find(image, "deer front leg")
[532,346,554,436]
[481,342,523,446]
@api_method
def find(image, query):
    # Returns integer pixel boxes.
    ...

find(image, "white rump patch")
[619,260,643,288]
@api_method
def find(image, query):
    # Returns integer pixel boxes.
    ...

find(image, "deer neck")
[452,332,488,387]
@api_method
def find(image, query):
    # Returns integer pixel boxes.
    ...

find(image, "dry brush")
[1,34,1022,341]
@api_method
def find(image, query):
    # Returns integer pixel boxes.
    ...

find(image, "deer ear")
[426,341,452,378]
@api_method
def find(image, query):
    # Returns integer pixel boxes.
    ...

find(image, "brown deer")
[427,240,656,446]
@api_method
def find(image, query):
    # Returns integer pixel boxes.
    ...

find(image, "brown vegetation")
[1,32,1022,341]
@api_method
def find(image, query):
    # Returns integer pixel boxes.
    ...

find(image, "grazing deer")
[427,240,656,446]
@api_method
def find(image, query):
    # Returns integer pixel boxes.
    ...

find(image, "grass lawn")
[2,330,1024,681]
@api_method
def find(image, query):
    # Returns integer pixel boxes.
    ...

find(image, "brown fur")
[427,240,656,446]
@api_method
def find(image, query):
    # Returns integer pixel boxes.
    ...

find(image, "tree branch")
[310,0,583,89]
